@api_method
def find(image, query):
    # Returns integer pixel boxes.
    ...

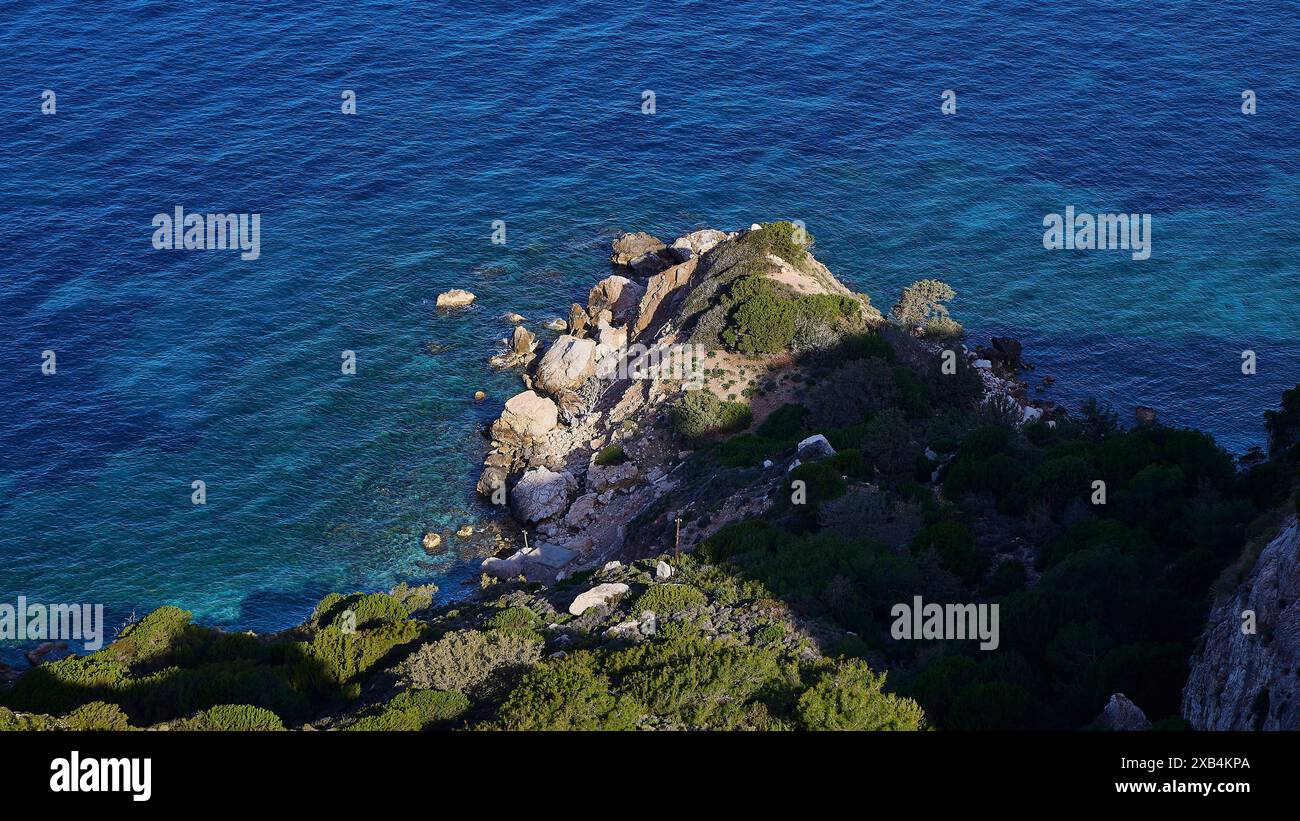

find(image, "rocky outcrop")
[668,229,728,263]
[1183,516,1300,729]
[534,335,598,395]
[436,289,476,307]
[633,257,697,338]
[1094,693,1151,731]
[611,232,666,268]
[588,276,645,326]
[510,467,577,523]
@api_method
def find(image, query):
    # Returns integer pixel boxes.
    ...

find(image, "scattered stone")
[421,532,443,552]
[605,619,641,639]
[474,390,487,402]
[564,492,601,528]
[1095,693,1152,731]
[588,275,646,325]
[633,258,697,336]
[456,524,474,538]
[587,459,639,493]
[630,251,672,278]
[510,466,578,523]
[1135,406,1158,426]
[973,358,992,370]
[569,582,630,616]
[639,610,658,635]
[544,318,568,332]
[603,560,622,572]
[435,288,476,308]
[503,312,526,324]
[656,560,674,580]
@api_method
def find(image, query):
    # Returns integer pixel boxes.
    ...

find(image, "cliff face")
[1182,515,1300,729]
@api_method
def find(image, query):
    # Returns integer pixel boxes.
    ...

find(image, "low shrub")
[348,689,469,731]
[594,443,628,466]
[401,628,542,699]
[632,584,707,616]
[670,391,752,442]
[179,704,285,731]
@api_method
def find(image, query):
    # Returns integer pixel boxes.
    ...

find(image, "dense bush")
[669,390,752,442]
[632,584,707,616]
[889,279,958,332]
[604,631,797,729]
[911,522,989,585]
[797,659,926,730]
[348,689,469,731]
[495,653,643,730]
[62,701,133,731]
[594,443,628,466]
[699,520,783,563]
[401,628,542,698]
[178,704,286,731]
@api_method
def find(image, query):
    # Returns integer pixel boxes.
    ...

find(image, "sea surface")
[2,1,1298,642]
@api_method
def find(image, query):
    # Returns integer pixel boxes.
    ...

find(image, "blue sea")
[2,1,1298,644]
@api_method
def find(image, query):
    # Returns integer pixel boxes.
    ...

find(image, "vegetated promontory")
[4,222,1297,732]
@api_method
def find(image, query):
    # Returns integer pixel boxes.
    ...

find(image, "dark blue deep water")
[2,1,1298,638]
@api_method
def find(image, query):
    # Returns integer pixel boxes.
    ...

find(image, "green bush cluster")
[178,704,286,731]
[348,689,469,731]
[669,390,752,443]
[400,628,543,699]
[594,443,628,466]
[632,584,707,616]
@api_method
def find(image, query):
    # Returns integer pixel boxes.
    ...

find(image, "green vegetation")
[631,584,707,616]
[348,689,469,731]
[890,279,962,337]
[594,443,628,466]
[669,390,752,442]
[177,704,286,731]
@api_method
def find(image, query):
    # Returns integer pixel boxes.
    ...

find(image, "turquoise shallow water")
[1,2,1298,641]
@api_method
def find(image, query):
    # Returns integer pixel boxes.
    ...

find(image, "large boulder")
[588,276,645,325]
[569,582,630,616]
[510,466,577,523]
[435,289,476,307]
[511,325,536,355]
[611,232,666,267]
[668,229,728,263]
[567,303,589,338]
[493,391,559,443]
[535,335,598,395]
[476,465,507,498]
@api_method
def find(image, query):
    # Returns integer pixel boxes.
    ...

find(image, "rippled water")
[1,1,1297,638]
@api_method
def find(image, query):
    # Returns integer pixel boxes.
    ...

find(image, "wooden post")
[674,517,682,563]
